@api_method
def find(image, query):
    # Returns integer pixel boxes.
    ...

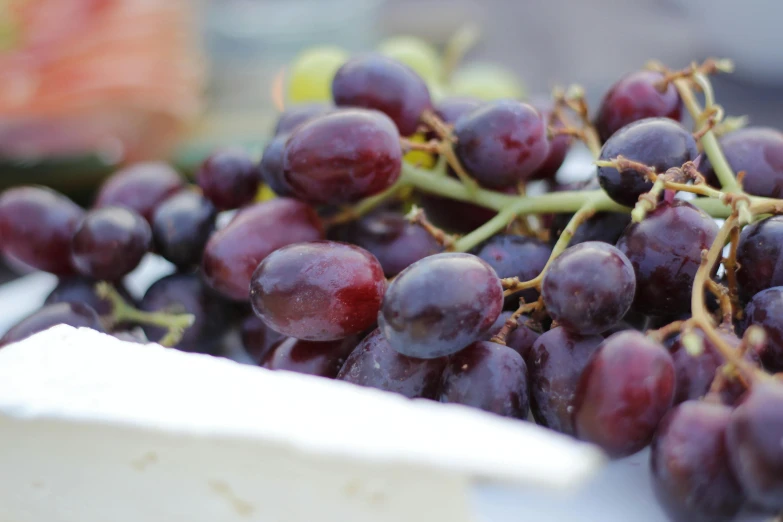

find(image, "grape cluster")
[1,42,782,522]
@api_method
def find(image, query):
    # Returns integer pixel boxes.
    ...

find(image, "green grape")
[287,46,349,103]
[378,35,441,83]
[449,63,526,101]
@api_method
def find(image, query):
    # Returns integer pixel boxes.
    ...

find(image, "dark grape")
[597,117,698,207]
[196,148,260,211]
[726,381,783,511]
[45,276,133,317]
[474,233,551,308]
[261,335,360,378]
[736,216,783,302]
[700,127,783,197]
[419,186,515,235]
[526,327,603,435]
[573,331,675,457]
[617,200,719,316]
[274,103,333,136]
[542,242,636,335]
[669,328,742,405]
[432,96,481,129]
[549,211,632,247]
[94,162,185,223]
[332,54,432,136]
[250,241,386,341]
[259,134,293,197]
[528,98,572,181]
[336,328,447,399]
[328,210,442,277]
[453,100,549,189]
[483,311,540,359]
[282,109,402,205]
[140,273,232,354]
[70,206,151,281]
[240,314,286,363]
[379,253,503,358]
[0,302,105,347]
[439,340,530,419]
[151,190,216,269]
[202,198,324,301]
[743,287,783,371]
[651,401,745,522]
[594,70,682,143]
[0,186,84,275]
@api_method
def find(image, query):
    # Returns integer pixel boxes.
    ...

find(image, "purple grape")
[528,98,573,180]
[259,134,293,197]
[549,211,632,247]
[736,216,783,302]
[151,189,216,269]
[483,311,541,359]
[45,277,133,317]
[274,103,333,136]
[439,340,530,419]
[94,162,185,223]
[743,287,783,371]
[261,335,360,378]
[196,148,260,210]
[0,302,105,347]
[379,253,504,358]
[669,328,741,405]
[240,314,286,363]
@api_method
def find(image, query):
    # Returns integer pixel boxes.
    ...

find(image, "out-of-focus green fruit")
[450,63,526,101]
[378,35,441,83]
[287,46,349,103]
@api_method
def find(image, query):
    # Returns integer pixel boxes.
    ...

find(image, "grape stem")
[405,206,457,249]
[95,282,195,347]
[489,298,541,345]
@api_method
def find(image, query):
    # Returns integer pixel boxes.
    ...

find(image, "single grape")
[669,328,741,405]
[332,54,432,136]
[474,233,551,308]
[93,162,185,223]
[453,100,549,189]
[439,340,530,419]
[140,273,232,354]
[651,401,745,522]
[726,381,783,511]
[526,327,603,435]
[259,134,292,197]
[736,216,783,302]
[196,148,261,211]
[419,186,516,234]
[273,103,333,136]
[70,206,151,281]
[549,211,632,247]
[617,200,719,316]
[597,118,698,207]
[329,210,442,277]
[743,287,783,371]
[201,198,324,301]
[379,253,504,358]
[0,186,84,275]
[432,96,481,128]
[261,335,360,379]
[151,190,216,269]
[594,70,682,143]
[0,302,105,347]
[287,46,348,103]
[336,328,447,399]
[282,109,402,205]
[377,35,441,83]
[483,311,541,360]
[542,242,636,335]
[573,331,675,458]
[700,127,783,197]
[528,99,572,181]
[450,63,525,101]
[250,241,386,341]
[240,314,286,363]
[45,276,133,317]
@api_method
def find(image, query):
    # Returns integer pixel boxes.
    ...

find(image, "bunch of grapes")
[1,40,782,522]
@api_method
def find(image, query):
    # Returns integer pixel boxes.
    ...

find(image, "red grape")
[196,148,261,210]
[202,198,324,301]
[617,200,719,316]
[151,189,216,269]
[261,335,360,378]
[273,103,333,136]
[542,241,636,335]
[250,241,386,341]
[240,314,286,363]
[94,162,185,223]
[526,327,603,435]
[743,287,783,371]
[70,206,151,281]
[597,117,698,207]
[432,96,481,129]
[726,381,783,511]
[700,127,783,197]
[669,328,741,405]
[573,331,675,457]
[439,340,530,419]
[259,134,293,197]
[0,302,105,347]
[453,100,549,189]
[0,186,84,275]
[651,401,745,522]
[283,109,402,205]
[379,253,504,358]
[528,98,573,181]
[336,328,447,399]
[419,187,514,235]
[332,54,432,136]
[736,216,783,302]
[594,70,682,143]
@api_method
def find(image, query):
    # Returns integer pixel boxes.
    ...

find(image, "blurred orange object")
[0,0,204,163]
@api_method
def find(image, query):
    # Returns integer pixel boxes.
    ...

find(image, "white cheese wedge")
[0,325,604,522]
